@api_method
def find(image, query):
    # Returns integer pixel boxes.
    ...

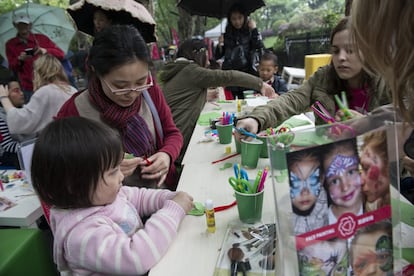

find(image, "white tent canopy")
[204,19,227,42]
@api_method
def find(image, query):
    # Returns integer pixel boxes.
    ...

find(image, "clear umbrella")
[0,3,77,58]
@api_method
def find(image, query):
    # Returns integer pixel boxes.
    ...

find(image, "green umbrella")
[0,3,77,58]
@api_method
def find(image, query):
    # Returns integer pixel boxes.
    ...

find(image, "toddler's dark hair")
[31,117,123,209]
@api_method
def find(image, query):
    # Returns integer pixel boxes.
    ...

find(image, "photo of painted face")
[322,139,363,223]
[290,155,321,212]
[298,238,348,276]
[350,220,393,276]
[287,149,328,235]
[359,130,390,212]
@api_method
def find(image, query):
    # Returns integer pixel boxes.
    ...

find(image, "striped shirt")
[0,116,19,154]
[50,186,186,275]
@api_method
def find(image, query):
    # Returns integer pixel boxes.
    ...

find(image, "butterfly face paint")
[326,155,359,179]
[290,167,321,199]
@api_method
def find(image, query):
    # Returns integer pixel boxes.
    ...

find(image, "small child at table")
[258,52,288,96]
[31,117,193,275]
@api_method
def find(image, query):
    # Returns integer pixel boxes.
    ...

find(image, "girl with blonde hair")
[33,54,69,91]
[0,54,77,134]
[351,0,414,122]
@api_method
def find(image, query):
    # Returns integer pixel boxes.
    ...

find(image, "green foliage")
[0,0,69,14]
[154,0,178,46]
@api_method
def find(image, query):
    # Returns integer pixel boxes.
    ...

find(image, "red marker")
[144,155,152,166]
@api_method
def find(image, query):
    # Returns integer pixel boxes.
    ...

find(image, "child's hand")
[120,155,140,177]
[172,191,194,213]
[140,151,171,187]
[261,82,277,99]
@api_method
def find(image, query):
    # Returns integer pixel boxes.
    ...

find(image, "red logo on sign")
[337,213,357,239]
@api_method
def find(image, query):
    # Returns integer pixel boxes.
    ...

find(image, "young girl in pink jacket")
[31,117,193,275]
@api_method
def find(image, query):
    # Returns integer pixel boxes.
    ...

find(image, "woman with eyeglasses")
[56,25,183,190]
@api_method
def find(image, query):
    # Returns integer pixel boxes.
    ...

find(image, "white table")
[181,101,237,165]
[0,171,42,228]
[151,100,414,275]
[149,161,275,276]
[150,100,277,275]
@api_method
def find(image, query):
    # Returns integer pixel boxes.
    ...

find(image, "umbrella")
[177,0,265,19]
[0,3,76,58]
[67,0,156,43]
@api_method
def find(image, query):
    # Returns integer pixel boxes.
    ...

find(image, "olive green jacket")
[241,65,392,130]
[159,58,263,163]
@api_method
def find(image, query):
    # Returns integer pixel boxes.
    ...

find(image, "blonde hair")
[351,0,414,122]
[33,54,69,91]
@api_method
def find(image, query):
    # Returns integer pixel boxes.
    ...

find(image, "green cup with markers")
[228,164,268,223]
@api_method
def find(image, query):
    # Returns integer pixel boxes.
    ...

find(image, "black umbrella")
[177,0,265,19]
[67,0,156,43]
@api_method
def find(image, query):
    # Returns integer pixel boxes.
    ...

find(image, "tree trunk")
[345,0,352,16]
[193,16,207,37]
[138,0,154,16]
[177,7,193,41]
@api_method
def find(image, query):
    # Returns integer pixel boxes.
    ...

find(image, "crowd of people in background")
[0,0,413,275]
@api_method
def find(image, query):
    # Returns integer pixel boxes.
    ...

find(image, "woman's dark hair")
[176,39,208,67]
[87,24,150,77]
[225,3,249,34]
[327,17,374,96]
[31,117,123,209]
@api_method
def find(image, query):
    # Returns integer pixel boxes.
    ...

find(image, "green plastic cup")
[241,138,263,169]
[216,123,233,144]
[234,136,241,153]
[235,189,264,224]
[257,135,269,158]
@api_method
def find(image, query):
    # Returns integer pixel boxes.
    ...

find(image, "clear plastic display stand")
[267,112,405,275]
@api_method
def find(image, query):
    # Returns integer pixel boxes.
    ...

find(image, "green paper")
[197,112,222,126]
[276,116,312,130]
[188,201,205,216]
[291,131,333,147]
[219,162,233,171]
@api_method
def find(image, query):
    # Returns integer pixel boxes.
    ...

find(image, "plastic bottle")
[205,199,216,233]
